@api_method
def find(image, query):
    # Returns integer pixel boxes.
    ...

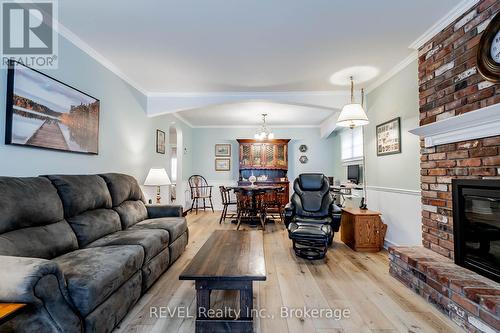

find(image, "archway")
[168,124,184,207]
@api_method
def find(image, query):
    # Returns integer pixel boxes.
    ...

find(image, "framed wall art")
[215,143,231,157]
[215,158,231,171]
[376,117,401,156]
[5,60,100,154]
[156,129,166,154]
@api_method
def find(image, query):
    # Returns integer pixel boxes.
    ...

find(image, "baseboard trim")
[383,238,400,250]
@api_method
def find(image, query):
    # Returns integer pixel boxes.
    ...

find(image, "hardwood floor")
[115,212,460,333]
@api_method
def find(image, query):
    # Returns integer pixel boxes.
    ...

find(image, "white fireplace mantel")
[409,103,500,148]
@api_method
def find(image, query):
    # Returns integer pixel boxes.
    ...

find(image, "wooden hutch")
[237,139,290,206]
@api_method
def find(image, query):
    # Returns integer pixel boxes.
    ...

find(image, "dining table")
[227,184,284,226]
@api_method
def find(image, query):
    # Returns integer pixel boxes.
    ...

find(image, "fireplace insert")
[453,179,500,282]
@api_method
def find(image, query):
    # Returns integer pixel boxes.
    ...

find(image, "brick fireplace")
[418,0,500,260]
[389,0,500,332]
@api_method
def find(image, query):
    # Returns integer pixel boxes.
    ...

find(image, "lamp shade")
[336,103,369,128]
[144,168,171,186]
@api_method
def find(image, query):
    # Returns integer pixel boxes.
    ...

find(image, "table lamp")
[144,168,171,204]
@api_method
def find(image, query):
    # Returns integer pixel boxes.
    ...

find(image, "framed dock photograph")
[5,60,100,154]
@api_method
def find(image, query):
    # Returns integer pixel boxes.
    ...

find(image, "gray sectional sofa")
[0,173,189,333]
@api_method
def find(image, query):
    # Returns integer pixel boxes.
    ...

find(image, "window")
[340,127,363,162]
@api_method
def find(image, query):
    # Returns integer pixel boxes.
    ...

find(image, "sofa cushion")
[168,231,188,265]
[115,200,148,229]
[0,177,64,234]
[53,245,143,317]
[85,228,168,262]
[46,175,121,246]
[0,221,78,259]
[131,217,187,241]
[99,173,145,207]
[68,209,122,247]
[46,175,112,218]
[0,177,77,259]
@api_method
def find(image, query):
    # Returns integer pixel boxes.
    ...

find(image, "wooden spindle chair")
[188,175,214,214]
[219,186,237,224]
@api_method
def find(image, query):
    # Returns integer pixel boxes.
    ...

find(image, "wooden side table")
[0,303,26,326]
[340,207,387,252]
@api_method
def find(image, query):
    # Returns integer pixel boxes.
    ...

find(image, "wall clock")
[299,155,308,164]
[299,144,308,152]
[477,11,500,83]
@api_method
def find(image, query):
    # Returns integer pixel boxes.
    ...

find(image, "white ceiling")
[177,101,335,127]
[58,0,460,93]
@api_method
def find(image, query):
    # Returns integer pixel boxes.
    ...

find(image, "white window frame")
[340,127,364,165]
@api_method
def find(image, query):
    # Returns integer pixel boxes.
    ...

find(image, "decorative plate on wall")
[299,155,308,164]
[299,144,308,152]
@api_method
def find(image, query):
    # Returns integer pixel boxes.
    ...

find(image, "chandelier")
[254,114,274,140]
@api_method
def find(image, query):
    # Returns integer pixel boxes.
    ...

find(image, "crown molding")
[54,22,148,95]
[365,51,418,94]
[146,90,351,98]
[189,124,320,129]
[408,0,480,50]
[150,112,323,129]
[171,113,195,128]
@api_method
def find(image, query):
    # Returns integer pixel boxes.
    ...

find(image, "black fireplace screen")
[453,179,500,282]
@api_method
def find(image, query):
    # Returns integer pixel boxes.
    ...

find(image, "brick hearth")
[389,246,500,332]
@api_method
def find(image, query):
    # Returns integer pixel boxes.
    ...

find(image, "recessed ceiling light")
[329,66,379,86]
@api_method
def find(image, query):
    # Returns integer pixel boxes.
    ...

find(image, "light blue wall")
[0,36,192,186]
[362,59,421,247]
[365,59,420,190]
[191,127,341,182]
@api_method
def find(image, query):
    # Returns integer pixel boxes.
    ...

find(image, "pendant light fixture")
[254,114,274,140]
[336,76,369,128]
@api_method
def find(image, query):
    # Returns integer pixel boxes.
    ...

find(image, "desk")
[330,186,361,206]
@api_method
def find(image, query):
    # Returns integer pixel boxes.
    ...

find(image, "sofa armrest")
[330,203,342,232]
[0,255,81,332]
[284,202,295,228]
[146,204,183,218]
[0,256,64,303]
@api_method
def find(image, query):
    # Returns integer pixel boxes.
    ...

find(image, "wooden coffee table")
[180,230,266,333]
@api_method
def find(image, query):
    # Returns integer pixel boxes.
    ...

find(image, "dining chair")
[219,186,237,224]
[264,187,285,223]
[236,190,266,230]
[188,175,214,214]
